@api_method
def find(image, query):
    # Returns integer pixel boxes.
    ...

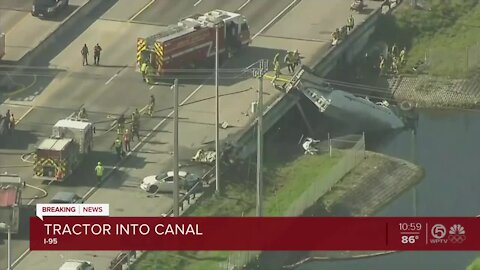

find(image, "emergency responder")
[379,55,386,76]
[391,56,399,74]
[271,60,281,86]
[81,44,89,66]
[95,161,104,182]
[147,95,155,117]
[131,122,140,141]
[284,51,295,74]
[112,137,123,160]
[117,114,126,135]
[391,43,398,58]
[347,15,355,32]
[293,50,301,71]
[399,47,406,66]
[77,108,88,119]
[55,169,64,181]
[123,128,131,152]
[8,113,15,135]
[332,28,340,45]
[94,43,102,65]
[140,62,148,82]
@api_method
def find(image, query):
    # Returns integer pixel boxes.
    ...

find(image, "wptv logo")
[430,224,466,244]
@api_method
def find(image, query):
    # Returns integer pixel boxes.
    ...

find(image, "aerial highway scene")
[1,0,480,269]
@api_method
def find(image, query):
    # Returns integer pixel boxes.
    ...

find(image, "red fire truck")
[136,9,251,75]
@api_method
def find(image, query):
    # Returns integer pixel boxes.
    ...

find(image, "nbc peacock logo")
[448,224,466,244]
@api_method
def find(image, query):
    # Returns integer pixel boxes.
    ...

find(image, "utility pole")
[172,79,180,217]
[255,60,267,217]
[215,23,221,194]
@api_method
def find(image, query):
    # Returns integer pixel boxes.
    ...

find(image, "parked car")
[32,0,69,18]
[140,170,200,193]
[59,259,94,270]
[50,191,83,204]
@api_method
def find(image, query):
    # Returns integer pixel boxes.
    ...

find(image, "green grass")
[375,0,480,77]
[467,256,480,270]
[133,152,343,270]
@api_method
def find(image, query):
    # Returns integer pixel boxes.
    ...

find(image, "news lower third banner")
[30,216,480,251]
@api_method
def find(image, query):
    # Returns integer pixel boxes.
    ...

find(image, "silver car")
[140,171,200,193]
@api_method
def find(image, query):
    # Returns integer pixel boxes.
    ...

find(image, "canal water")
[296,109,480,270]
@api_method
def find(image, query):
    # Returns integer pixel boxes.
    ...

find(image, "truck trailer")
[136,9,251,75]
[0,31,5,59]
[33,117,94,181]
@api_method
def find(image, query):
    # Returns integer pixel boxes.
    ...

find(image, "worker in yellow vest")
[95,161,104,182]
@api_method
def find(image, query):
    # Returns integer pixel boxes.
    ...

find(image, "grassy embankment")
[376,0,480,77]
[467,256,480,270]
[133,152,343,270]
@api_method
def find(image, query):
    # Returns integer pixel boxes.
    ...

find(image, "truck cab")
[32,0,69,18]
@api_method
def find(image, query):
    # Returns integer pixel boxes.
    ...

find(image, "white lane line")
[149,85,155,90]
[129,0,156,22]
[252,0,298,39]
[105,73,118,85]
[12,1,297,267]
[237,0,251,11]
[193,0,203,7]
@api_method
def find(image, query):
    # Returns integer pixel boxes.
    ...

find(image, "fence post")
[466,46,469,71]
[328,133,332,157]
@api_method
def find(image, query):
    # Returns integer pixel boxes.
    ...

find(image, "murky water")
[297,109,480,270]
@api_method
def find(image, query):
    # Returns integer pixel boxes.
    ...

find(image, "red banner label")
[29,217,480,250]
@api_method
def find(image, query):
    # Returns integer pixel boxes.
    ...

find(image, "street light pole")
[0,223,11,270]
[256,73,264,217]
[172,79,180,217]
[215,23,220,194]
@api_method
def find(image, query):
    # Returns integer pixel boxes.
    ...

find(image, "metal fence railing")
[221,134,366,270]
[426,43,480,74]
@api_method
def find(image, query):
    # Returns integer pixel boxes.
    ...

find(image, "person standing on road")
[112,137,123,160]
[8,114,15,135]
[94,43,102,65]
[81,44,89,66]
[123,128,131,152]
[347,15,355,32]
[147,95,155,117]
[95,161,104,182]
[131,122,140,142]
[284,51,295,74]
[271,60,281,86]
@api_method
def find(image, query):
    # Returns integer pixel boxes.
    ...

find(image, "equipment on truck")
[136,9,251,76]
[33,116,94,181]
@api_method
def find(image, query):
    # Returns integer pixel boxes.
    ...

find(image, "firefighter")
[147,95,155,117]
[140,62,148,82]
[391,57,399,74]
[81,44,89,66]
[293,50,301,71]
[123,128,131,152]
[379,55,386,76]
[131,122,140,141]
[271,60,281,86]
[332,28,340,45]
[284,51,295,74]
[347,15,355,32]
[117,114,126,135]
[77,108,88,119]
[94,43,102,65]
[95,161,104,182]
[56,168,64,181]
[112,137,123,160]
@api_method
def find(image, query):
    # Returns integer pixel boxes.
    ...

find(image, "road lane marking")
[252,0,298,39]
[149,85,155,90]
[105,73,118,85]
[237,0,251,11]
[194,0,203,6]
[15,106,34,125]
[128,0,156,22]
[12,2,298,266]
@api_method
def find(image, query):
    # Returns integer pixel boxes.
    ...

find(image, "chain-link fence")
[221,134,366,270]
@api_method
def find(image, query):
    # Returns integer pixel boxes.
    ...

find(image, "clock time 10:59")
[398,223,422,231]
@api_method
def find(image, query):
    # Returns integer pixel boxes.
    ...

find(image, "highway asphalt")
[0,0,302,268]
